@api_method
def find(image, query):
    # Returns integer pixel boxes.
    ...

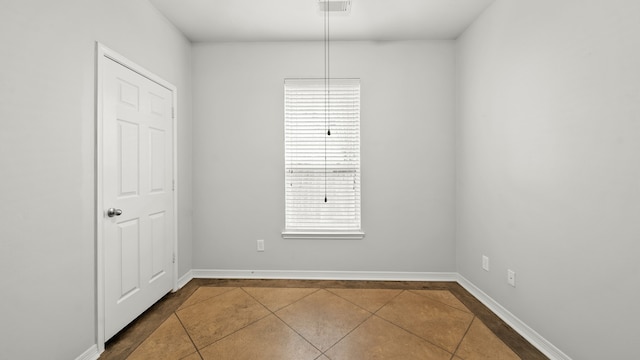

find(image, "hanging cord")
[327,6,331,138]
[324,6,329,203]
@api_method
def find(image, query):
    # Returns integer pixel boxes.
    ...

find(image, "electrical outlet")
[257,239,264,252]
[507,269,516,287]
[482,255,489,271]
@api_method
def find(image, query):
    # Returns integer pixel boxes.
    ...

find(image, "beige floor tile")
[376,290,474,353]
[276,289,370,351]
[127,314,196,360]
[410,289,472,313]
[455,318,521,360]
[326,316,453,360]
[178,287,236,310]
[327,288,402,313]
[199,315,321,360]
[180,353,202,360]
[176,288,270,349]
[315,355,331,360]
[243,287,318,311]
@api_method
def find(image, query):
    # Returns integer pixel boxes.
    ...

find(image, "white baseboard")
[191,269,458,282]
[75,345,100,360]
[456,274,572,360]
[177,270,194,290]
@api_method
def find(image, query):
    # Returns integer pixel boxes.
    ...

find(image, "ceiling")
[148,0,496,42]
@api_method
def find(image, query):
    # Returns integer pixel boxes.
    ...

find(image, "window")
[283,79,363,239]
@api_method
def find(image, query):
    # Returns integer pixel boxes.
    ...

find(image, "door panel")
[103,58,174,340]
[149,211,167,281]
[149,128,166,193]
[117,120,140,197]
[118,218,141,300]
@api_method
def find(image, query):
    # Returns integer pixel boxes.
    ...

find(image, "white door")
[102,57,175,340]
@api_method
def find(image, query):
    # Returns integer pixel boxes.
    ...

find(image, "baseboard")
[75,345,100,360]
[177,269,194,290]
[191,269,458,282]
[456,274,572,360]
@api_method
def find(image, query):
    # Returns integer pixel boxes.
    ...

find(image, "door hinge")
[172,107,175,119]
[172,180,175,191]
[172,253,176,264]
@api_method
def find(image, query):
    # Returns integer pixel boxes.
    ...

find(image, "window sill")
[282,231,365,240]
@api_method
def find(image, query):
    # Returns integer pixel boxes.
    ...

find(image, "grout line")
[241,286,322,313]
[377,290,453,349]
[373,309,455,356]
[447,283,544,359]
[103,282,204,359]
[267,289,326,354]
[174,286,206,355]
[451,315,475,359]
[247,287,373,356]
[177,351,203,360]
[324,287,403,314]
[239,286,328,355]
[196,311,273,352]
[272,311,325,355]
[321,310,375,357]
[197,288,274,350]
[320,288,395,355]
[407,289,473,314]
[174,312,205,359]
[176,286,237,312]
[239,286,274,313]
[269,287,322,312]
[373,288,405,314]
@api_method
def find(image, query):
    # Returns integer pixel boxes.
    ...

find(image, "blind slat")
[284,79,361,232]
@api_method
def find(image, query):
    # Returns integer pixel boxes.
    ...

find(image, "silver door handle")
[107,208,123,217]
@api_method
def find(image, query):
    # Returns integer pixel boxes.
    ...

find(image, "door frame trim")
[95,42,178,353]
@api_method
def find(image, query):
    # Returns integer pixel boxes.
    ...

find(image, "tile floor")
[100,280,547,360]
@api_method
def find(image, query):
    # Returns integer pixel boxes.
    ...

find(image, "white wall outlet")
[507,269,516,287]
[482,255,490,271]
[257,239,264,252]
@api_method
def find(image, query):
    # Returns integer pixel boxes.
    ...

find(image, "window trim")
[281,230,365,240]
[283,78,363,239]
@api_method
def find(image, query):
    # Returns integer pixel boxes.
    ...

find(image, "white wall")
[0,1,192,359]
[456,0,640,359]
[192,41,456,273]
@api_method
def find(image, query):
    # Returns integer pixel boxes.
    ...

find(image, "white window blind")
[284,79,361,235]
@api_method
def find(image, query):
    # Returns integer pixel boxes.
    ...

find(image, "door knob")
[107,208,123,217]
